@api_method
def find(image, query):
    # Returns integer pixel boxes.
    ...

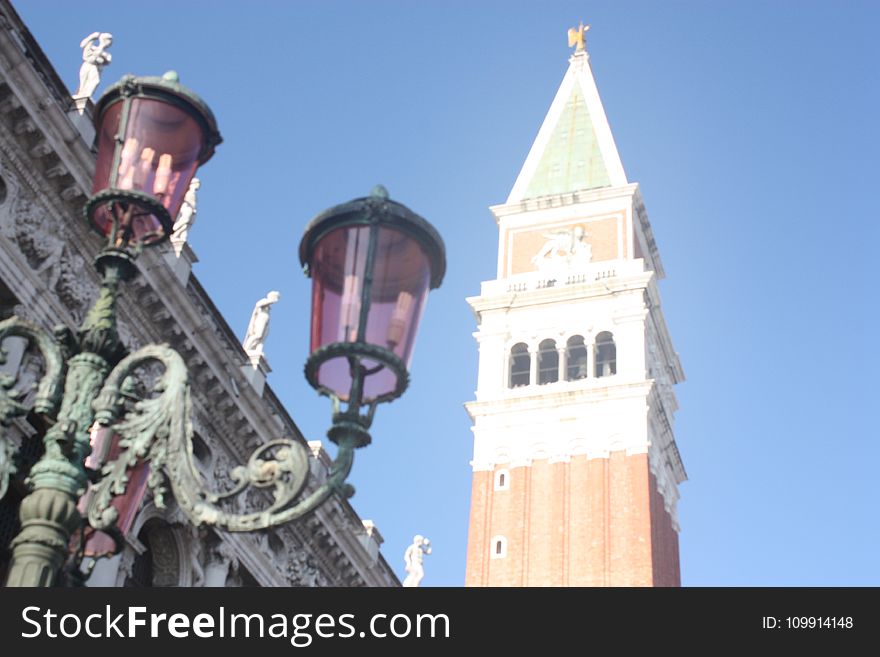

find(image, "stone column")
[557,344,567,382]
[586,336,594,379]
[529,345,538,386]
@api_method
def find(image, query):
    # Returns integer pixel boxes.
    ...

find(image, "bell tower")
[464,27,686,587]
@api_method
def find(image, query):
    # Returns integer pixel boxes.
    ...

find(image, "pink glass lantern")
[300,187,445,416]
[87,71,221,249]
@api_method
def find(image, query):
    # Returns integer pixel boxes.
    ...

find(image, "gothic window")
[491,535,508,559]
[566,335,589,380]
[494,469,510,491]
[595,331,617,378]
[509,343,530,388]
[537,339,559,385]
[125,520,181,587]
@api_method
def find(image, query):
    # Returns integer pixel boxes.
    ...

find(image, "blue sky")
[16,1,879,586]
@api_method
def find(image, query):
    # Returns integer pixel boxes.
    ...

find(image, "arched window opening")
[537,339,558,385]
[125,520,180,587]
[494,469,510,491]
[595,331,617,378]
[566,335,589,381]
[509,343,530,388]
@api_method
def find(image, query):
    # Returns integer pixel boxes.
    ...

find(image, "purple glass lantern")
[87,71,221,250]
[299,187,445,445]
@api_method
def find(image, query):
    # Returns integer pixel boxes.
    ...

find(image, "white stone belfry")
[464,36,687,587]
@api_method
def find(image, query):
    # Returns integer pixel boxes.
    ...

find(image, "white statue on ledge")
[402,534,431,587]
[74,32,113,99]
[243,291,280,356]
[531,224,591,272]
[171,178,200,254]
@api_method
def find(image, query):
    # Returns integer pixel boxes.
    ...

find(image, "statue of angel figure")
[243,291,280,355]
[402,534,431,587]
[74,32,113,99]
[531,225,591,271]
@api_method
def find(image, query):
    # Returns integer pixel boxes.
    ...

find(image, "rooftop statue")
[402,534,431,587]
[171,178,200,254]
[243,291,280,355]
[74,32,113,99]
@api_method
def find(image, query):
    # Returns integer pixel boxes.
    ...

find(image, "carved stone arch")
[121,501,194,587]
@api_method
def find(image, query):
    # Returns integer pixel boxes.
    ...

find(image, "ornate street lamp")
[0,73,445,587]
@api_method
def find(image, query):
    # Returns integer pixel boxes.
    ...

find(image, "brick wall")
[465,451,680,587]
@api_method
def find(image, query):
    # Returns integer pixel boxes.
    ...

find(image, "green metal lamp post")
[0,73,445,587]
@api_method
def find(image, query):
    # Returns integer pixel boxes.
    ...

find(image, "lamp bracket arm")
[192,437,355,532]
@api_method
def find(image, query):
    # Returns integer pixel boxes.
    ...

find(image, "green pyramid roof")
[521,85,611,200]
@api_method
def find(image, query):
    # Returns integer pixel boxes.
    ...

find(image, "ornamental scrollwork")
[87,344,355,537]
[0,316,65,498]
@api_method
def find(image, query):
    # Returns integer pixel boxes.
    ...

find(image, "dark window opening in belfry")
[509,343,530,387]
[566,335,589,380]
[538,339,559,384]
[595,331,616,378]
